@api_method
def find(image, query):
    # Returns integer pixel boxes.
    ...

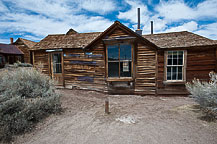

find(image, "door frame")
[49,51,64,86]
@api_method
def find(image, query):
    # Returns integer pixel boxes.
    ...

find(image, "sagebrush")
[4,61,32,68]
[186,71,217,116]
[0,67,61,142]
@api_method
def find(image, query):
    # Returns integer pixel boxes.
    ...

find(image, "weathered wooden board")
[33,50,49,75]
[63,43,106,92]
[135,43,156,95]
[156,47,217,95]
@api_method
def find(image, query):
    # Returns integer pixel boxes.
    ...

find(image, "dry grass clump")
[0,67,61,142]
[186,71,217,120]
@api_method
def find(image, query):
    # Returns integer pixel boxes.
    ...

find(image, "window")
[9,56,14,64]
[0,56,3,64]
[166,51,185,81]
[15,56,22,62]
[107,44,132,78]
[52,53,62,73]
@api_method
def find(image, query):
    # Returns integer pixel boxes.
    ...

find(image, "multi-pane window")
[52,53,62,73]
[107,44,132,77]
[166,51,185,81]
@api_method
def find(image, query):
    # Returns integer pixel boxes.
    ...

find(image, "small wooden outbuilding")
[14,38,37,64]
[31,21,217,96]
[0,43,24,67]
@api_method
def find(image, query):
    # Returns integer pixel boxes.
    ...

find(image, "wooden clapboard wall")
[157,47,217,95]
[15,44,31,63]
[32,26,157,95]
[33,50,49,75]
[187,47,216,80]
[63,44,106,92]
[107,27,131,39]
[135,43,156,95]
[103,27,157,95]
[103,27,135,94]
[62,27,157,95]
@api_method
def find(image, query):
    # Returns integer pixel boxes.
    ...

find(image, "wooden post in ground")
[105,97,109,114]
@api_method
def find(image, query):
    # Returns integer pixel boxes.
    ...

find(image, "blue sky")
[0,0,217,43]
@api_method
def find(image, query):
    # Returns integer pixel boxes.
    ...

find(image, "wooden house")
[31,21,217,96]
[14,38,37,64]
[0,43,24,68]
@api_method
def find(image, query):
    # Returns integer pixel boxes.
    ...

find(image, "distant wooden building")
[31,21,217,96]
[14,38,37,64]
[0,43,24,68]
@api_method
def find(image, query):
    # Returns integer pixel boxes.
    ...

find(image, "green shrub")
[186,71,217,117]
[0,67,61,142]
[16,62,33,67]
[4,62,32,68]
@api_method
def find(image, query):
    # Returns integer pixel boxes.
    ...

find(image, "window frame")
[106,43,134,81]
[52,53,62,74]
[164,50,187,82]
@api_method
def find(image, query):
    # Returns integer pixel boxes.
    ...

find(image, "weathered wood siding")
[107,28,131,38]
[186,47,216,81]
[63,45,106,92]
[157,47,217,95]
[15,44,30,63]
[62,27,157,95]
[104,27,157,95]
[33,50,49,75]
[135,43,156,95]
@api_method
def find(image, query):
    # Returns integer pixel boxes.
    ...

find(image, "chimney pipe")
[151,21,153,34]
[10,38,13,44]
[137,8,140,30]
[135,8,142,35]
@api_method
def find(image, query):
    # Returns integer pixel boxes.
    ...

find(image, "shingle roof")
[0,43,24,54]
[143,31,217,48]
[32,27,217,50]
[33,32,102,50]
[16,38,37,49]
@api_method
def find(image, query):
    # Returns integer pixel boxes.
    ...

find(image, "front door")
[50,52,63,85]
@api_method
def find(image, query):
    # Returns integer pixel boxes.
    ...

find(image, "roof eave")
[158,44,217,50]
[30,47,83,51]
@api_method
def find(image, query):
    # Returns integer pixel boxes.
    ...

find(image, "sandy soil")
[13,89,217,144]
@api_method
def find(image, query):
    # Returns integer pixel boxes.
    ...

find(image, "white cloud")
[147,0,153,5]
[156,0,217,21]
[142,16,167,34]
[22,35,43,42]
[117,0,217,40]
[3,0,76,19]
[195,0,217,19]
[6,0,117,17]
[0,12,112,37]
[76,0,117,14]
[118,0,150,23]
[0,1,8,12]
[0,0,217,41]
[0,38,10,44]
[156,0,194,21]
[0,0,114,41]
[164,21,198,33]
[195,22,217,40]
[0,13,71,36]
[74,16,113,32]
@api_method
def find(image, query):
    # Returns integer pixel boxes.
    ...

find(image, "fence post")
[105,97,109,114]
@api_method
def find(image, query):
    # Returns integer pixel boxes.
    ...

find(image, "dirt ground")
[13,89,217,144]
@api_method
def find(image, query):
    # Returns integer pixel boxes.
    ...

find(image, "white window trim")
[164,50,187,82]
